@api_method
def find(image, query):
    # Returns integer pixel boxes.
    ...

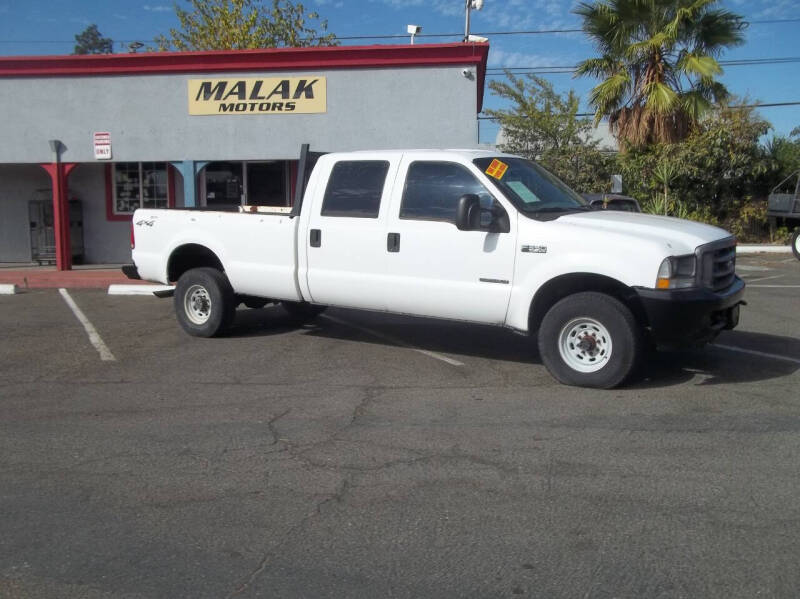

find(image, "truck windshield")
[473,157,589,218]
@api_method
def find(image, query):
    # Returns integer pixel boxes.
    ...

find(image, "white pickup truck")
[128,148,745,388]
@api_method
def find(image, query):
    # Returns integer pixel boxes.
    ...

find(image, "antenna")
[464,0,485,42]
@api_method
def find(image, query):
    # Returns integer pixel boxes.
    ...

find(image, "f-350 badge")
[521,245,547,253]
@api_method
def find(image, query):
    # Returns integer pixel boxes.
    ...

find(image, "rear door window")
[321,161,390,218]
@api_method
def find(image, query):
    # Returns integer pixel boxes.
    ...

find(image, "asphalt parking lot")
[1,253,799,599]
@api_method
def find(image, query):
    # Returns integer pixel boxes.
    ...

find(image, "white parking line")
[321,315,464,366]
[736,265,772,272]
[711,344,800,366]
[744,275,783,284]
[748,285,800,288]
[59,288,116,362]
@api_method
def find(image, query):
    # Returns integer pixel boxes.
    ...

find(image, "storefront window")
[113,162,169,214]
[201,161,289,207]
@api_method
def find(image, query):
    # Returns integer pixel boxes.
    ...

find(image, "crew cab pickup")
[129,149,745,388]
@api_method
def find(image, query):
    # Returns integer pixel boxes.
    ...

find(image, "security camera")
[467,34,488,43]
[407,24,422,35]
[462,68,475,80]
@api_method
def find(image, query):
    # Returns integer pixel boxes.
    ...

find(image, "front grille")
[698,239,737,291]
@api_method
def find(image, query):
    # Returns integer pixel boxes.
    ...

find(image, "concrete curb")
[0,284,18,295]
[108,284,174,296]
[737,245,792,254]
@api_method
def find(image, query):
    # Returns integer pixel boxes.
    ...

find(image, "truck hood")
[555,210,733,254]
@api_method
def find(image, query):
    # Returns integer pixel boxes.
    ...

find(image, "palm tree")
[574,0,745,147]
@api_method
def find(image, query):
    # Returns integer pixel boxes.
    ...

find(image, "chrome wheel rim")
[558,317,612,373]
[184,284,212,325]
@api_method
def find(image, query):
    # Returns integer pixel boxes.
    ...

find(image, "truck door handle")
[310,229,321,248]
[387,232,400,253]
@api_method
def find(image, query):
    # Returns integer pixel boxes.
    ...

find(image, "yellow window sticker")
[485,159,509,180]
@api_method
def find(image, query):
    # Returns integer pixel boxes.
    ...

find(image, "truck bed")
[132,206,304,301]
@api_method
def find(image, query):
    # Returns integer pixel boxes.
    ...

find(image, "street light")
[464,0,484,42]
[407,24,422,45]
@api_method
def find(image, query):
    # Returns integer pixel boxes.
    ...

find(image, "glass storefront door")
[203,162,243,208]
[246,162,287,206]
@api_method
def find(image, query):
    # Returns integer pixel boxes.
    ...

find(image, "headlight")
[656,255,697,289]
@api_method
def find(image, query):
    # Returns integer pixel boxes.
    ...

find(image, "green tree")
[574,0,745,147]
[766,129,800,185]
[156,0,336,50]
[74,24,114,55]
[486,72,616,192]
[618,103,774,222]
[767,136,800,182]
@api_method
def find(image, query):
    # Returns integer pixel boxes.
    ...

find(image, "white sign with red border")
[93,132,112,160]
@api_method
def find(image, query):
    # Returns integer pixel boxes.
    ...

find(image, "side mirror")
[455,194,481,231]
[488,204,510,233]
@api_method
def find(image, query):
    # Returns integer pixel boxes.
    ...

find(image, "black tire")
[538,292,642,389]
[792,228,800,261]
[174,267,236,337]
[281,300,327,321]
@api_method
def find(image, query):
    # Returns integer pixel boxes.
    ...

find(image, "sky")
[0,0,797,144]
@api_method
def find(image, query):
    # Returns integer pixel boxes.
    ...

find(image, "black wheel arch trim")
[528,272,646,335]
[167,243,225,283]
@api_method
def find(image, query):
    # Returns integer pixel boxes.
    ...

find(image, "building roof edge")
[0,42,489,112]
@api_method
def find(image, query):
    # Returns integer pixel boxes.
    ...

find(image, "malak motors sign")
[187,76,327,115]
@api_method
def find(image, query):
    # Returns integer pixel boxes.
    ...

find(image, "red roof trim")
[0,43,489,111]
[0,43,486,74]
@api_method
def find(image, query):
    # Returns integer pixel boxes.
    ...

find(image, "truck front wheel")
[792,228,800,261]
[174,267,235,337]
[538,292,641,389]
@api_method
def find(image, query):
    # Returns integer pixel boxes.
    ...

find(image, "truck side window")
[321,161,390,218]
[400,161,494,224]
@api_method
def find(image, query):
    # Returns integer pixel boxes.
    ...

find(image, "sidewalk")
[0,265,148,289]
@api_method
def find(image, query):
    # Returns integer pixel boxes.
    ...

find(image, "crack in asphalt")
[266,408,291,446]
[222,385,526,598]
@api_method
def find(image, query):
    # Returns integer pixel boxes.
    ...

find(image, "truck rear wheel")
[174,267,235,337]
[538,292,641,389]
[792,228,800,261]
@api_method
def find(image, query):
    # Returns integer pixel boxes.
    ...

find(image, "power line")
[1,16,798,45]
[748,18,800,24]
[0,30,580,44]
[486,56,800,74]
[477,101,800,120]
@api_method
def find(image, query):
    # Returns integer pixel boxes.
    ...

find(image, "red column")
[40,162,78,271]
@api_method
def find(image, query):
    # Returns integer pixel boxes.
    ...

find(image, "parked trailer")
[767,170,800,260]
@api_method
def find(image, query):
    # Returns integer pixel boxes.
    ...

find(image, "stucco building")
[0,43,489,269]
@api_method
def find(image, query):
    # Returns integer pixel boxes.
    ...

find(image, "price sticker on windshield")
[485,159,509,180]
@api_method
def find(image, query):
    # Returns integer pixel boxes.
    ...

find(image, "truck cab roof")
[319,148,513,162]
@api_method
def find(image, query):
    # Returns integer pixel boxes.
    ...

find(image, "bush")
[723,198,768,242]
[617,104,781,240]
